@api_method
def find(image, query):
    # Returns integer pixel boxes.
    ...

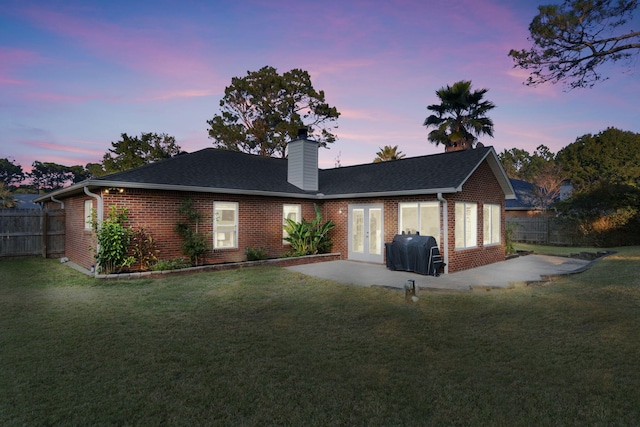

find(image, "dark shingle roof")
[319,147,493,195]
[96,149,311,194]
[37,145,514,201]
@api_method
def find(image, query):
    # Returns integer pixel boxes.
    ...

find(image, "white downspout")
[84,187,103,273]
[437,192,449,275]
[84,187,103,222]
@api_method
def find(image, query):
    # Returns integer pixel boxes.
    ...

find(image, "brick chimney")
[287,128,318,191]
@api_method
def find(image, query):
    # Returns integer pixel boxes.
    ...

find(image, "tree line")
[0,132,182,196]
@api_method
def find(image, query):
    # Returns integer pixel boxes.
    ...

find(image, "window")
[283,204,301,243]
[455,202,477,249]
[483,203,501,245]
[213,202,238,249]
[84,200,93,230]
[399,202,440,238]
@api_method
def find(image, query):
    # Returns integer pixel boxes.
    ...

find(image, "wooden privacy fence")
[0,209,65,258]
[507,217,576,246]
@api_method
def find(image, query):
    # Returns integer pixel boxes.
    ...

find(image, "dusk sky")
[2,0,639,172]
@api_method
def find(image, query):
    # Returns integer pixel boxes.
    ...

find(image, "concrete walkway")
[286,254,593,291]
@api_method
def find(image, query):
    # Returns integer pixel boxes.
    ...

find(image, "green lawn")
[1,249,640,426]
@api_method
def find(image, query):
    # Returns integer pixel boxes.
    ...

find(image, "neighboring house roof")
[507,178,541,211]
[35,146,515,202]
[1,194,42,209]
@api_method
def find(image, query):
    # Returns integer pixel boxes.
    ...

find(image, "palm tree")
[373,145,406,162]
[423,80,495,152]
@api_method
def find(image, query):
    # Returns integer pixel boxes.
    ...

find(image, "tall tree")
[556,127,640,191]
[102,132,181,174]
[530,162,568,209]
[85,163,106,178]
[29,161,76,192]
[499,147,533,179]
[0,158,24,188]
[509,0,640,89]
[207,66,340,158]
[423,80,495,152]
[499,145,556,181]
[373,145,406,162]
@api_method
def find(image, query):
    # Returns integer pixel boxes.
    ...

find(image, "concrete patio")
[286,254,594,291]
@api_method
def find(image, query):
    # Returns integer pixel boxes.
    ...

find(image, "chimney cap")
[297,128,308,139]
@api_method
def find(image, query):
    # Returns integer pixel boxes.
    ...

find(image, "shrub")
[151,258,191,271]
[129,227,159,271]
[91,206,134,274]
[246,247,268,261]
[554,182,640,247]
[174,198,208,265]
[283,204,335,256]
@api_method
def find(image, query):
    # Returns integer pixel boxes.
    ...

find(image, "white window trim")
[283,204,302,244]
[483,203,501,246]
[398,201,440,238]
[455,202,478,250]
[213,201,238,249]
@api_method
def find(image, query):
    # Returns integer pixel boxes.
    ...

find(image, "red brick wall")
[60,189,320,269]
[321,195,443,260]
[56,159,505,273]
[321,161,506,273]
[52,196,97,269]
[444,161,506,272]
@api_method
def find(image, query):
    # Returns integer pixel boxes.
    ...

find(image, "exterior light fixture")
[104,188,125,194]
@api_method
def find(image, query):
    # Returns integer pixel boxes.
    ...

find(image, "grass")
[1,249,640,426]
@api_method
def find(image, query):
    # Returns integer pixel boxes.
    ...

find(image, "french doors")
[348,204,384,263]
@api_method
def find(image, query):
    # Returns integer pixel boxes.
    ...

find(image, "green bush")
[246,247,268,261]
[554,182,640,247]
[151,258,191,271]
[174,198,209,265]
[283,204,335,256]
[129,227,159,271]
[91,206,134,274]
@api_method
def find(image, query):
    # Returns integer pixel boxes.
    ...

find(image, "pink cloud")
[136,88,218,102]
[26,139,103,157]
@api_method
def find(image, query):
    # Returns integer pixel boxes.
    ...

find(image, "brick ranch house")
[36,134,515,274]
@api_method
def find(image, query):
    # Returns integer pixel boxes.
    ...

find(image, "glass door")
[348,204,384,263]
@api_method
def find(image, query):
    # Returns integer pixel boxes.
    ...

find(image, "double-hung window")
[283,204,301,243]
[483,203,501,245]
[84,200,93,230]
[213,202,238,249]
[455,202,477,249]
[398,202,440,238]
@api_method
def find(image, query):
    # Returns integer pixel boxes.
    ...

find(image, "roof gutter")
[319,188,458,200]
[50,195,64,209]
[437,192,449,275]
[39,179,461,201]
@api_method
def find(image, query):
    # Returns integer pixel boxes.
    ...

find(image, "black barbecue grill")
[385,233,442,276]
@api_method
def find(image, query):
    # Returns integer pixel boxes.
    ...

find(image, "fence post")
[546,215,550,245]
